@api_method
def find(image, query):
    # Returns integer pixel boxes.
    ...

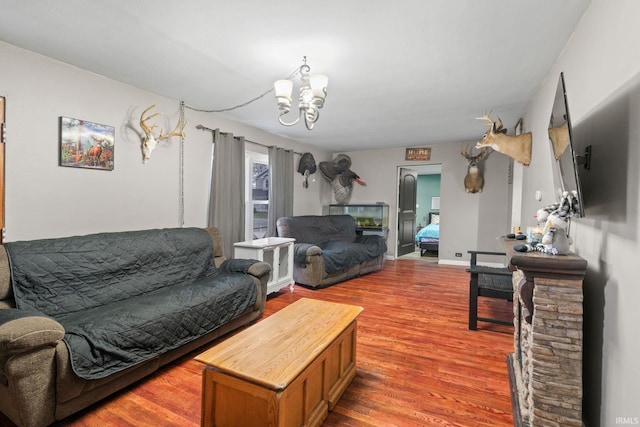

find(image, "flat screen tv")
[568,73,638,232]
[548,72,587,218]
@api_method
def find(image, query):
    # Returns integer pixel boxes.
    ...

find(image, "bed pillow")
[430,214,440,225]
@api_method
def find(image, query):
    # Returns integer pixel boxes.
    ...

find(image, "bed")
[415,212,440,256]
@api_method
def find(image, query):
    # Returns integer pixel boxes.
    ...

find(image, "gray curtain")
[209,130,245,258]
[267,147,294,236]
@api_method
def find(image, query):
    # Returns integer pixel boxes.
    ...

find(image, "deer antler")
[139,104,187,140]
[476,112,494,128]
[460,145,473,160]
[494,118,507,134]
[460,144,477,162]
[140,104,162,137]
[157,116,187,141]
[461,144,489,162]
[476,113,508,134]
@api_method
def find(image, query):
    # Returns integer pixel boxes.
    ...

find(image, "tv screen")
[569,73,640,233]
[548,72,585,217]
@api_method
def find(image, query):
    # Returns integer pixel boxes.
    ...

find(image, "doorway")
[397,168,417,257]
[397,164,442,260]
[0,97,4,244]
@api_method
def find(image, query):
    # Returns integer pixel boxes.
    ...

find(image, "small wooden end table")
[195,298,363,427]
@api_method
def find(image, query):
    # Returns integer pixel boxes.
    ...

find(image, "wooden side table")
[234,237,295,295]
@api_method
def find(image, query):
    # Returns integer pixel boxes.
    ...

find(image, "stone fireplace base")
[501,238,586,427]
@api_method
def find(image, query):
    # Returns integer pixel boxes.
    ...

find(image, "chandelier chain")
[184,65,302,113]
[178,101,185,227]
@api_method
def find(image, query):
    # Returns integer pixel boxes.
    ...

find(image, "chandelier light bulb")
[274,79,293,100]
[309,74,328,99]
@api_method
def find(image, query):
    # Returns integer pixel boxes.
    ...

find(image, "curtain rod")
[195,124,303,156]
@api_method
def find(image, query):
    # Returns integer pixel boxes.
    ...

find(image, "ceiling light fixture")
[274,56,328,130]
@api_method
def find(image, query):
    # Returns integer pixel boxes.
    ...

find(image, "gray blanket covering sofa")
[276,215,386,288]
[0,227,270,427]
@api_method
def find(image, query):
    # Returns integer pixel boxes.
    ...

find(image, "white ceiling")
[0,0,590,152]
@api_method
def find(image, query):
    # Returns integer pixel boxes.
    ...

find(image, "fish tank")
[329,204,389,233]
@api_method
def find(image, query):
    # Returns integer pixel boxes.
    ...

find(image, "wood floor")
[1,258,515,427]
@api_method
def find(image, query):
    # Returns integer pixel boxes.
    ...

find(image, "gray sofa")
[0,227,270,427]
[276,215,387,288]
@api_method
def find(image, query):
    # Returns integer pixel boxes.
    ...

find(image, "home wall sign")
[405,147,431,161]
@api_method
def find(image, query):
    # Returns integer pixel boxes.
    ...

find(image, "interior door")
[397,168,417,257]
[0,97,5,244]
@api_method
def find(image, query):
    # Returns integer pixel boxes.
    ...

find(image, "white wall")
[0,41,330,242]
[521,1,640,425]
[337,142,511,262]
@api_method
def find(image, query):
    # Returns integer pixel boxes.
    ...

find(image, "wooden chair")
[467,250,514,330]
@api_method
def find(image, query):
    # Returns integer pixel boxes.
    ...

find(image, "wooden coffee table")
[195,297,363,427]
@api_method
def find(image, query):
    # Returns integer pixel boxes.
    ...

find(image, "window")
[245,151,269,240]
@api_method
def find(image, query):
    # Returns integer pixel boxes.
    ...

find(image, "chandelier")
[274,57,328,130]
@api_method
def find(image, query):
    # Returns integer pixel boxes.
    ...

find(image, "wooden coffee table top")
[195,297,363,391]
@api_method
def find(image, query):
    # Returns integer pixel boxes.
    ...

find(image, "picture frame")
[59,116,114,170]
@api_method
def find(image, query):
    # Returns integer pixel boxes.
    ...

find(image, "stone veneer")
[511,269,584,427]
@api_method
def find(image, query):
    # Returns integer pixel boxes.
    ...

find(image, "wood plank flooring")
[1,258,515,427]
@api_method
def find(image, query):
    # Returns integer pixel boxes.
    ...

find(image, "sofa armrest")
[294,243,322,263]
[246,261,271,278]
[0,309,65,354]
[219,259,271,279]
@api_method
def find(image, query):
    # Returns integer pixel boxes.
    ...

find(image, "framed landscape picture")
[59,116,114,170]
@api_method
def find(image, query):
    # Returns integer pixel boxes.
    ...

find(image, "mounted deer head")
[461,145,489,193]
[475,113,532,166]
[139,104,187,163]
